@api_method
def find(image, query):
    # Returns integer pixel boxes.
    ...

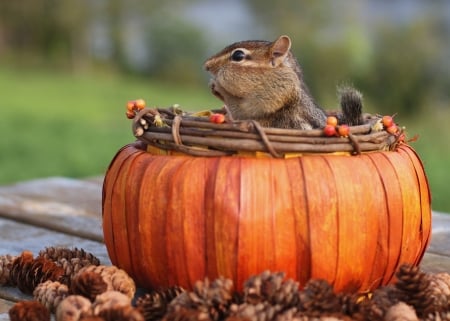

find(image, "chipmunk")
[204,35,363,129]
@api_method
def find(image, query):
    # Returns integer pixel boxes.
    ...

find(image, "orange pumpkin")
[102,141,431,293]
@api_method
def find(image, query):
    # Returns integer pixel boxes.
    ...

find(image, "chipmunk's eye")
[231,50,246,62]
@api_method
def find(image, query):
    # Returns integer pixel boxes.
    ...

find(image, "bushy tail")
[338,86,364,126]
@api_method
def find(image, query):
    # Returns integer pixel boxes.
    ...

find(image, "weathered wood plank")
[421,252,450,274]
[0,313,10,321]
[422,211,450,274]
[428,211,450,257]
[0,217,110,264]
[0,177,103,242]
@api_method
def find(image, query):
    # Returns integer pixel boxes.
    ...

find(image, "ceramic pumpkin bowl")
[102,107,431,293]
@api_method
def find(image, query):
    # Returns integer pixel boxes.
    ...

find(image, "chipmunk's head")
[204,35,301,121]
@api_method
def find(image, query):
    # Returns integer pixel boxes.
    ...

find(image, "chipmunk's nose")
[203,59,212,72]
[204,57,219,74]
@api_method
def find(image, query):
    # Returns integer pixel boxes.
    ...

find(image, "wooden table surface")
[0,176,449,320]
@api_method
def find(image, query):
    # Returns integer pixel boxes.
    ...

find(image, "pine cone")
[395,264,435,317]
[136,286,185,321]
[78,265,136,299]
[169,277,235,321]
[92,291,132,316]
[33,280,69,313]
[56,295,93,321]
[426,272,450,314]
[355,285,399,321]
[97,305,145,321]
[243,271,300,308]
[430,311,450,321]
[422,312,450,321]
[9,300,51,321]
[0,254,17,285]
[71,269,108,301]
[164,306,211,321]
[336,292,367,318]
[58,257,99,283]
[9,251,65,294]
[38,247,101,284]
[384,302,418,321]
[227,301,282,321]
[110,267,137,299]
[272,307,300,321]
[39,247,101,266]
[297,279,341,317]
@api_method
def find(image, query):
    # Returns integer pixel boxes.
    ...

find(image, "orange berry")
[326,116,338,127]
[324,124,337,137]
[386,124,398,134]
[382,115,394,128]
[126,110,135,119]
[338,125,350,137]
[126,101,135,112]
[135,99,146,110]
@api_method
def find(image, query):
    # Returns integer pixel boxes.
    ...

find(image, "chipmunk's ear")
[270,35,292,66]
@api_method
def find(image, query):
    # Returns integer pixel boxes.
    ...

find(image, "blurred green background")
[1,0,449,212]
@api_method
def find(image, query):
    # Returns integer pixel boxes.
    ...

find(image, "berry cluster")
[382,115,399,134]
[323,115,400,137]
[323,116,350,137]
[126,99,146,119]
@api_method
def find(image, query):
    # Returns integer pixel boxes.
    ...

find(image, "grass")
[0,66,217,183]
[0,66,449,213]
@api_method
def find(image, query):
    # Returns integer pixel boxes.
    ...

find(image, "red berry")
[382,115,394,128]
[324,124,337,137]
[338,125,350,137]
[209,114,217,123]
[326,116,338,127]
[209,113,225,124]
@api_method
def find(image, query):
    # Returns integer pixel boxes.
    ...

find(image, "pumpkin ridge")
[165,156,197,287]
[282,159,302,282]
[212,157,241,287]
[383,150,423,270]
[203,157,220,281]
[362,153,396,287]
[182,157,208,286]
[102,151,123,265]
[296,157,312,285]
[109,148,143,275]
[124,151,151,285]
[102,144,141,265]
[324,155,380,292]
[360,153,392,290]
[236,158,276,287]
[137,153,177,287]
[151,156,186,287]
[271,159,298,281]
[318,155,340,287]
[396,145,431,265]
[375,150,407,283]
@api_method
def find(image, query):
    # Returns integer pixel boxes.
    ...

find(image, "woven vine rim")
[131,107,402,158]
